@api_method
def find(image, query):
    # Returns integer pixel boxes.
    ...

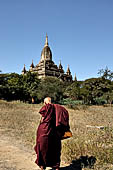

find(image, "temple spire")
[59,60,63,69]
[30,59,34,68]
[45,33,48,46]
[74,73,77,81]
[22,64,27,74]
[66,65,71,75]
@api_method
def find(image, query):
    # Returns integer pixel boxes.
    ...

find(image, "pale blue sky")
[0,0,113,80]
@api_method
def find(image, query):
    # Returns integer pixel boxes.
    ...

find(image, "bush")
[94,97,107,105]
[60,98,83,105]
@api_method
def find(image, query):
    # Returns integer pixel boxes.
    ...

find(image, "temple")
[22,34,72,82]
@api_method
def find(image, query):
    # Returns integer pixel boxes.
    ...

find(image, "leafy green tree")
[80,78,112,104]
[98,66,113,80]
[102,81,113,104]
[64,81,80,100]
[22,71,40,103]
[7,73,23,101]
[103,91,113,104]
[80,86,91,104]
[0,73,9,99]
[37,77,65,103]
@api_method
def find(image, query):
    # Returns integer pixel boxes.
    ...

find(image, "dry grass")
[62,105,113,169]
[0,100,42,148]
[0,100,113,169]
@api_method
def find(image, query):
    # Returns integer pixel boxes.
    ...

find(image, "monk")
[34,97,70,170]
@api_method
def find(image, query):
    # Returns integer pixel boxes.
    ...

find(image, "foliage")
[64,81,81,100]
[37,77,65,103]
[0,67,113,105]
[0,72,40,102]
[60,98,83,105]
[22,71,41,103]
[102,91,113,104]
[93,97,107,105]
[98,66,113,80]
[63,76,113,105]
[0,73,65,103]
[0,73,9,99]
[7,73,24,101]
[79,78,112,104]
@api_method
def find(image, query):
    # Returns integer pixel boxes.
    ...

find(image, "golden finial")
[45,33,48,46]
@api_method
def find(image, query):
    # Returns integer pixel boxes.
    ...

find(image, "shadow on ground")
[60,156,96,170]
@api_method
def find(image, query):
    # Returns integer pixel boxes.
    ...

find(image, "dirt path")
[0,127,79,170]
[0,129,74,170]
[0,128,40,170]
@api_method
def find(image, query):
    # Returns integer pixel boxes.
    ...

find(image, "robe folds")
[34,103,70,169]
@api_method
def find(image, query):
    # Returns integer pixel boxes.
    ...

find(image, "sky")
[0,0,113,80]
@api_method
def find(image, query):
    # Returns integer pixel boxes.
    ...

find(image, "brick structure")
[22,34,72,82]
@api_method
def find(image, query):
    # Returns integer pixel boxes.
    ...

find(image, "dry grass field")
[0,100,113,170]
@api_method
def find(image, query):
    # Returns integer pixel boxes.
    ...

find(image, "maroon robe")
[54,104,69,127]
[34,104,61,169]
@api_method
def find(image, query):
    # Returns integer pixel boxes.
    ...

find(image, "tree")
[98,66,113,80]
[0,73,9,99]
[80,78,112,104]
[22,71,40,103]
[37,77,65,103]
[64,81,80,100]
[7,73,23,101]
[103,91,113,105]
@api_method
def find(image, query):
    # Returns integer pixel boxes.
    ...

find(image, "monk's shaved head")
[44,97,51,105]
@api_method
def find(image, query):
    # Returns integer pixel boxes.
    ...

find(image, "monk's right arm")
[40,116,44,123]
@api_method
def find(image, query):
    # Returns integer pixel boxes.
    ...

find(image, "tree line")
[0,67,113,105]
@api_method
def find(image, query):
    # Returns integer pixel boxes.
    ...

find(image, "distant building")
[22,34,72,82]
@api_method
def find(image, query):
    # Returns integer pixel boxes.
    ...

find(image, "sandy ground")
[0,128,40,170]
[0,128,75,170]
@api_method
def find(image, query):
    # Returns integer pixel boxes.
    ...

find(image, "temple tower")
[41,34,52,61]
[22,34,73,82]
